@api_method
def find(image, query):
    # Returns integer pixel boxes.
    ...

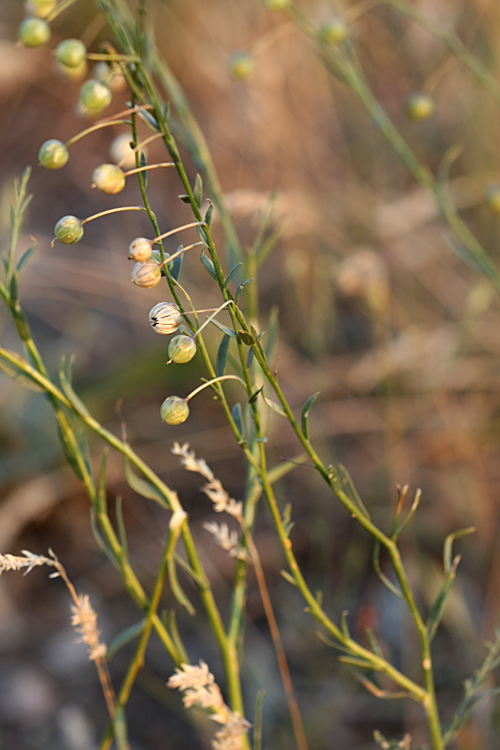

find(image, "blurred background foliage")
[1,0,500,748]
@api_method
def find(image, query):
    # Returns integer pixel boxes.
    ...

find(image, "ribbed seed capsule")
[168,335,197,363]
[55,39,86,68]
[79,79,112,115]
[19,17,51,47]
[149,302,182,334]
[38,139,69,170]
[129,237,153,262]
[131,262,162,289]
[54,215,83,244]
[93,164,126,194]
[160,396,190,425]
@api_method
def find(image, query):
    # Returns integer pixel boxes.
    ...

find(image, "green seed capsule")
[160,396,190,425]
[486,185,500,213]
[320,17,348,44]
[404,93,434,121]
[93,164,126,194]
[19,17,51,48]
[79,79,112,115]
[228,52,255,80]
[55,39,86,68]
[54,215,84,244]
[38,139,69,170]
[24,0,56,18]
[131,262,162,289]
[168,335,197,363]
[149,302,182,334]
[128,237,153,262]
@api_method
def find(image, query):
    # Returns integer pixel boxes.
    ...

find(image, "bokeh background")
[1,0,500,748]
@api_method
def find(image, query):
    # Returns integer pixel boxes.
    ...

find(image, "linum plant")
[2,1,500,749]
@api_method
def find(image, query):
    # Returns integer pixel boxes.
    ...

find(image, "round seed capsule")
[131,262,162,289]
[320,17,348,44]
[24,0,56,18]
[54,215,84,244]
[55,39,86,68]
[129,237,153,262]
[93,164,126,194]
[228,52,255,80]
[38,139,69,170]
[405,93,434,121]
[19,17,51,47]
[79,79,112,115]
[168,335,197,364]
[149,302,182,334]
[160,396,190,425]
[486,185,500,213]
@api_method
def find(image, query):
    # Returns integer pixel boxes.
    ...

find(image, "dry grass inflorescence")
[2,0,500,748]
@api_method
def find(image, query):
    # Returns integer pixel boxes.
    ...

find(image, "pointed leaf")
[235,278,253,302]
[139,150,148,189]
[225,262,242,286]
[232,402,243,437]
[200,250,217,279]
[124,460,169,509]
[16,243,36,274]
[179,194,191,204]
[194,174,203,209]
[204,201,213,229]
[107,619,146,660]
[263,395,287,418]
[59,357,91,418]
[216,334,231,377]
[301,392,319,439]
[170,245,183,281]
[210,318,236,337]
[249,385,263,404]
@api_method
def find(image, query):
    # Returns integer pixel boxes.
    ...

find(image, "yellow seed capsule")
[486,185,500,213]
[93,164,126,194]
[24,0,56,18]
[129,237,153,261]
[404,93,434,121]
[160,396,190,425]
[168,335,197,363]
[320,17,348,44]
[228,52,255,80]
[131,261,162,288]
[149,302,182,334]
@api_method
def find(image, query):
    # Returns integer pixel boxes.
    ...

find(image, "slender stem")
[81,206,146,225]
[65,119,132,147]
[122,162,174,176]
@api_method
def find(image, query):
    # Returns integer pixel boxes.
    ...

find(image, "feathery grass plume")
[168,661,250,750]
[172,442,242,516]
[70,593,107,661]
[203,522,248,560]
[0,550,55,575]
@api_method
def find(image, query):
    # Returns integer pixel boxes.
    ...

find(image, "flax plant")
[2,1,500,749]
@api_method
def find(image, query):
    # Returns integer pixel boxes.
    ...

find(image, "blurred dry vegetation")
[2,0,500,748]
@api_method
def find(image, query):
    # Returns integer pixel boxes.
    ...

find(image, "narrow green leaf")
[338,464,371,520]
[200,250,217,279]
[138,109,159,131]
[170,245,183,281]
[139,150,148,190]
[194,173,203,208]
[107,619,146,660]
[263,395,287,418]
[216,334,230,377]
[124,460,169,509]
[115,496,128,558]
[301,392,319,439]
[90,509,118,567]
[168,558,195,615]
[225,262,242,286]
[246,347,254,368]
[97,450,109,514]
[280,570,298,587]
[9,272,19,306]
[16,243,36,273]
[204,200,213,229]
[232,402,243,436]
[210,318,237,337]
[179,194,191,204]
[0,357,44,392]
[59,357,91,418]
